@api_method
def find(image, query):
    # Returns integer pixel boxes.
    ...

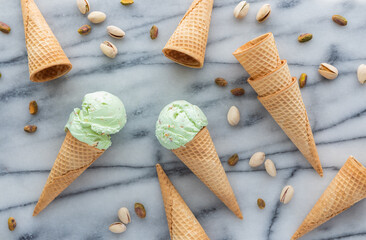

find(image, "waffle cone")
[248,60,292,97]
[292,156,366,240]
[156,164,210,240]
[33,131,104,216]
[162,0,214,68]
[258,78,323,176]
[172,127,242,219]
[233,32,281,79]
[21,0,72,82]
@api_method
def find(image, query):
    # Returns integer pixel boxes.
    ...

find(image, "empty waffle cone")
[21,0,72,82]
[258,78,323,176]
[156,164,210,240]
[33,131,104,216]
[292,156,366,240]
[248,59,292,97]
[233,32,281,79]
[172,127,243,219]
[162,0,214,68]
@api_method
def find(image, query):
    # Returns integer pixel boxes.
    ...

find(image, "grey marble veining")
[1,0,366,239]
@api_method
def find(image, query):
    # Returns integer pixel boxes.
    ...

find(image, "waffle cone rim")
[232,32,274,57]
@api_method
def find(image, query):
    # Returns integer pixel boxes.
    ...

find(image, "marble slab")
[1,0,366,239]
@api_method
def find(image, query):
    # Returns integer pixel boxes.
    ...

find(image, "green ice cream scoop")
[155,100,208,150]
[65,91,127,150]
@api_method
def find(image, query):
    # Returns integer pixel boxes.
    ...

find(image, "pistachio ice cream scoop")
[65,91,127,149]
[155,100,208,150]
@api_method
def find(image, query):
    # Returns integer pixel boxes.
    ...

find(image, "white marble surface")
[1,0,366,239]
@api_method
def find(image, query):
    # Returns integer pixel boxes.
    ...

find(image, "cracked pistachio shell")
[357,64,366,84]
[76,0,90,14]
[100,41,118,58]
[88,11,106,24]
[318,63,338,80]
[256,4,271,23]
[234,1,250,19]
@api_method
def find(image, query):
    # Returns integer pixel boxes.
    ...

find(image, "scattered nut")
[100,41,118,58]
[150,25,158,39]
[24,125,37,133]
[357,64,366,84]
[332,15,347,26]
[228,153,239,166]
[233,1,250,19]
[88,11,106,24]
[107,26,125,39]
[118,207,131,224]
[299,73,307,88]
[249,152,265,167]
[109,222,126,233]
[78,25,91,35]
[280,185,294,204]
[0,21,11,34]
[318,63,338,80]
[257,198,265,209]
[134,203,146,218]
[29,100,38,115]
[227,106,240,126]
[76,0,90,15]
[8,217,16,231]
[231,87,245,96]
[215,77,227,87]
[256,4,271,23]
[264,159,276,177]
[0,72,1,78]
[298,33,312,43]
[121,0,134,5]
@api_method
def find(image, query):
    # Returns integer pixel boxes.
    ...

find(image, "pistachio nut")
[280,185,294,204]
[107,26,125,39]
[257,198,265,209]
[78,25,91,35]
[227,106,240,126]
[118,207,131,224]
[249,152,265,167]
[100,41,118,58]
[88,11,106,24]
[298,33,312,43]
[8,217,16,231]
[228,153,239,166]
[231,87,245,96]
[357,64,366,84]
[76,0,90,15]
[215,77,227,87]
[121,0,134,5]
[109,222,126,233]
[332,15,347,26]
[0,21,11,34]
[299,73,307,88]
[256,4,271,23]
[150,25,158,39]
[233,1,250,19]
[264,159,276,177]
[134,202,146,219]
[24,125,37,133]
[318,63,338,80]
[29,100,38,115]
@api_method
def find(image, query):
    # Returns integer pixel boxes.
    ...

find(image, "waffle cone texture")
[172,127,243,219]
[292,156,366,239]
[156,164,210,240]
[162,0,214,68]
[33,131,104,216]
[21,0,72,82]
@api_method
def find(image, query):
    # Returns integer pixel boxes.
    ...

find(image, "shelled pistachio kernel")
[150,25,158,39]
[8,217,16,231]
[231,87,245,96]
[134,203,146,218]
[299,73,307,88]
[332,15,347,26]
[298,33,312,43]
[29,100,38,115]
[24,125,37,133]
[228,153,239,166]
[78,25,91,35]
[215,77,227,87]
[121,0,134,5]
[257,198,265,209]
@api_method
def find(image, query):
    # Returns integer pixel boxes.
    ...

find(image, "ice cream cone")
[258,78,323,176]
[33,131,104,216]
[162,0,214,68]
[292,156,366,240]
[248,60,292,97]
[172,127,243,219]
[21,0,72,82]
[156,164,210,240]
[232,32,281,79]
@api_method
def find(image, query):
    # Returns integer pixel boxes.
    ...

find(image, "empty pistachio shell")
[332,15,347,26]
[264,159,277,177]
[78,25,91,35]
[233,1,250,19]
[109,222,126,233]
[227,106,240,126]
[249,152,265,167]
[76,0,90,14]
[100,41,118,58]
[357,64,366,84]
[256,4,271,23]
[118,207,131,224]
[318,63,338,80]
[107,26,125,39]
[88,11,106,24]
